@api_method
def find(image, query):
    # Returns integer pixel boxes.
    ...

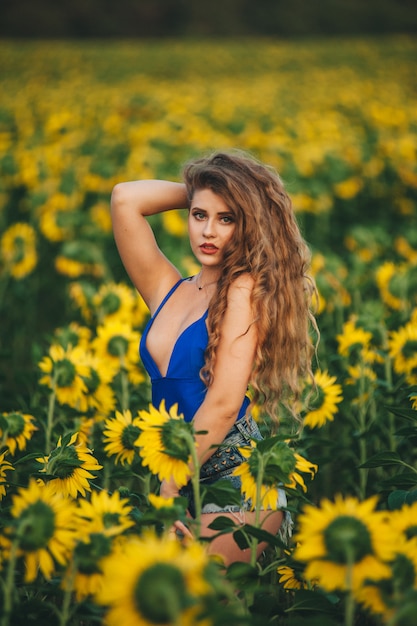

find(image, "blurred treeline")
[1,0,417,38]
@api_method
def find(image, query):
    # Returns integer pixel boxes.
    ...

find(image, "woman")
[111,151,316,565]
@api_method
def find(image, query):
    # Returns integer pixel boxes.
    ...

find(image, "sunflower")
[95,532,214,626]
[302,370,343,429]
[55,255,104,278]
[286,452,319,493]
[53,322,92,350]
[233,440,317,509]
[395,236,417,265]
[376,261,407,311]
[90,200,113,234]
[389,502,417,544]
[65,532,113,601]
[38,343,90,409]
[136,401,193,488]
[354,540,417,621]
[162,210,188,237]
[336,316,373,359]
[346,363,377,384]
[9,478,79,582]
[0,411,37,455]
[148,493,175,509]
[68,281,96,323]
[294,495,397,592]
[92,282,136,324]
[76,350,116,417]
[0,222,37,279]
[37,432,102,498]
[277,564,310,590]
[63,490,135,601]
[92,319,143,383]
[38,192,78,242]
[132,292,150,329]
[103,410,142,465]
[0,451,14,499]
[77,489,134,537]
[388,319,417,376]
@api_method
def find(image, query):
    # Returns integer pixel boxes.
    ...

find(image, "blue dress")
[139,278,250,423]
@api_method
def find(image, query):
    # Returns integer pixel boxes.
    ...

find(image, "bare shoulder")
[228,273,255,301]
[224,274,255,328]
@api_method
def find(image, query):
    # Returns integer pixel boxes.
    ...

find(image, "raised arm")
[110,180,188,313]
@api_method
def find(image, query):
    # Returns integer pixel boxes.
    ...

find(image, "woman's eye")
[192,211,205,220]
[221,215,234,224]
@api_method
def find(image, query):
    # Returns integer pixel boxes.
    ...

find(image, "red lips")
[200,244,218,254]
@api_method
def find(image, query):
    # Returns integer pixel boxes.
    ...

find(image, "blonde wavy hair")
[183,150,317,427]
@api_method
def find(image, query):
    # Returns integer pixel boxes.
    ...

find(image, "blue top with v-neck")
[139,278,250,423]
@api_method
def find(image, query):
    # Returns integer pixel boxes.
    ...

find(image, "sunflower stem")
[59,559,76,626]
[344,549,356,626]
[0,538,19,626]
[45,370,58,454]
[357,365,369,499]
[250,452,264,568]
[119,359,130,412]
[187,434,201,539]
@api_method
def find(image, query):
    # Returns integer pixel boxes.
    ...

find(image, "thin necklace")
[196,272,218,291]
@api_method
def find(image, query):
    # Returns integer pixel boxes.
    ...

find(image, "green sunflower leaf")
[359,451,402,468]
[385,406,417,422]
[207,515,237,531]
[388,489,417,510]
[237,523,287,549]
[286,589,340,615]
[202,479,241,509]
[381,472,417,489]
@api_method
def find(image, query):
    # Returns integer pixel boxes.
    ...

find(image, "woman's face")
[188,188,236,270]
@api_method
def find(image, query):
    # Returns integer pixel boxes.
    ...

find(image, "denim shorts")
[180,415,288,520]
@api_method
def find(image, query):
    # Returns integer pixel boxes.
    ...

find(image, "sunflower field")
[0,36,417,626]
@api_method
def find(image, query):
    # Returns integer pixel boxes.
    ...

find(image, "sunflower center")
[108,335,129,357]
[160,421,191,462]
[403,340,417,359]
[18,500,55,551]
[309,387,325,411]
[12,236,26,263]
[405,526,417,541]
[102,512,121,529]
[121,424,141,450]
[56,358,76,387]
[4,412,25,437]
[101,292,121,315]
[324,515,373,564]
[85,368,101,393]
[135,563,189,624]
[75,533,112,574]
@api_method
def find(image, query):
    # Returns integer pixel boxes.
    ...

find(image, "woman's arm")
[111,180,188,313]
[192,273,257,464]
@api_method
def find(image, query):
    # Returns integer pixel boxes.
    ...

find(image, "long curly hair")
[183,150,317,427]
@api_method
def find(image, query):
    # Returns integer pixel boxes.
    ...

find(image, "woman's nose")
[203,219,215,237]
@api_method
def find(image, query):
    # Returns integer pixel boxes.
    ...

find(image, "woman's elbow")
[207,396,242,423]
[111,183,127,212]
